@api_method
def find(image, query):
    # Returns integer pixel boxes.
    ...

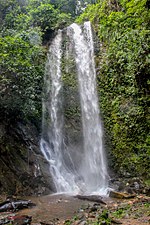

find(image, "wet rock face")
[0,120,55,195]
[109,177,149,195]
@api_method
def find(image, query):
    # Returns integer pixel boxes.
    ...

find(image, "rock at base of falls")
[0,120,55,195]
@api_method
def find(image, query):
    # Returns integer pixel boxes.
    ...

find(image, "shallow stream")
[17,194,93,223]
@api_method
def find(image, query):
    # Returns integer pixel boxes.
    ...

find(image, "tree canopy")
[0,0,72,123]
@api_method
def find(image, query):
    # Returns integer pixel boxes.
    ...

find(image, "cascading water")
[40,30,79,193]
[68,22,108,194]
[41,22,109,195]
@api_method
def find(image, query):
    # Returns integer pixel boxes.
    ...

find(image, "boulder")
[109,191,136,199]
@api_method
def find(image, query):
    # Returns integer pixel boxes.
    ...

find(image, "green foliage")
[85,210,112,224]
[52,0,77,16]
[112,204,131,219]
[97,210,111,224]
[0,0,73,124]
[0,0,71,35]
[1,0,149,178]
[27,2,71,32]
[0,32,46,121]
[61,43,81,125]
[51,0,97,17]
[77,0,150,177]
[64,215,79,225]
[112,202,150,220]
[144,179,150,186]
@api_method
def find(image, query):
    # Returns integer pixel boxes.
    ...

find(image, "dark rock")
[40,222,54,225]
[89,204,100,212]
[0,120,55,195]
[109,190,136,199]
[109,177,149,195]
[9,215,32,225]
[0,199,35,212]
[111,218,122,224]
[0,214,32,225]
[74,195,106,204]
[78,221,87,225]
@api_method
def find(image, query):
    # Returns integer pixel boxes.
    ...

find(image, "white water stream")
[41,22,109,195]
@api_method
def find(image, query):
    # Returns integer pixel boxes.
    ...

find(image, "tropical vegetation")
[0,0,149,179]
[77,0,150,177]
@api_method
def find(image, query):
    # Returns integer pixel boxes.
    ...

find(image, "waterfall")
[40,30,79,193]
[41,22,109,195]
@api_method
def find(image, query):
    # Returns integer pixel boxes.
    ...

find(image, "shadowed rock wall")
[0,119,55,195]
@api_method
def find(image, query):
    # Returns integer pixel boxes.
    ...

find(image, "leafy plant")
[77,0,150,177]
